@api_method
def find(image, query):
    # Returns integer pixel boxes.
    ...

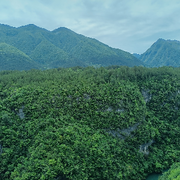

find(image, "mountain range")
[136,38,180,67]
[1,23,180,70]
[0,24,143,70]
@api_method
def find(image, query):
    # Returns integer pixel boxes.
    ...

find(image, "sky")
[0,0,180,54]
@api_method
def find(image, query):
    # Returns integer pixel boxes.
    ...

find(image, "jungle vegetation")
[159,162,180,180]
[0,66,180,180]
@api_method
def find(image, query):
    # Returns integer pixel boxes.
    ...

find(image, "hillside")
[0,43,39,70]
[132,53,141,59]
[1,66,180,179]
[0,24,143,70]
[140,38,180,67]
[159,162,180,180]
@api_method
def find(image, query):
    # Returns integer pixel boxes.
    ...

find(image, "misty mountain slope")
[0,24,143,70]
[133,53,141,59]
[51,27,143,66]
[30,40,71,68]
[10,25,49,55]
[0,43,39,70]
[140,38,180,67]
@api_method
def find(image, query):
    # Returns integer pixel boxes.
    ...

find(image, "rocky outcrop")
[139,140,154,155]
[141,89,152,103]
[17,106,25,119]
[105,122,140,140]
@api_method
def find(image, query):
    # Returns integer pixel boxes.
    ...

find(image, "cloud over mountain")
[0,0,180,53]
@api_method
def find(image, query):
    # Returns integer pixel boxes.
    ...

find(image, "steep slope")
[159,162,180,180]
[50,27,143,67]
[133,53,141,59]
[0,43,39,70]
[0,24,143,69]
[140,38,180,67]
[30,40,70,69]
[1,67,180,179]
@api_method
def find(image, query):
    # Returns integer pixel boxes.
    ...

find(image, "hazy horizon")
[0,0,180,54]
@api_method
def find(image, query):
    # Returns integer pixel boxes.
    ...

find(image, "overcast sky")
[0,0,180,54]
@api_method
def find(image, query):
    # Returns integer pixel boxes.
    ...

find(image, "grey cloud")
[0,0,180,53]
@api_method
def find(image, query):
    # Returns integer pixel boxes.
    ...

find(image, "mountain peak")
[0,23,16,31]
[18,24,47,32]
[0,23,143,70]
[157,38,165,41]
[156,38,180,44]
[52,27,74,34]
[155,38,166,43]
[140,38,180,67]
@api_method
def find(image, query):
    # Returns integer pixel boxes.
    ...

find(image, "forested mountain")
[0,24,143,70]
[139,38,180,67]
[132,53,141,59]
[0,43,40,70]
[159,162,180,180]
[1,66,180,179]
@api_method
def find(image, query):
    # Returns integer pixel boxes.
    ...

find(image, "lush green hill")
[159,162,180,180]
[0,24,143,69]
[0,66,180,179]
[30,39,71,69]
[140,38,180,67]
[0,43,39,70]
[50,27,142,67]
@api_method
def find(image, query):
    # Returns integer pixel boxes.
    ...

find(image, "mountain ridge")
[0,42,40,70]
[0,23,143,70]
[139,38,180,67]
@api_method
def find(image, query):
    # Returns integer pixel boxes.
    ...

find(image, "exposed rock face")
[104,106,124,113]
[141,89,152,103]
[17,106,25,119]
[105,122,140,140]
[83,94,91,100]
[139,140,154,155]
[116,108,125,112]
[105,124,155,155]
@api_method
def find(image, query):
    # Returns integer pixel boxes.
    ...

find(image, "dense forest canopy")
[159,162,180,180]
[0,66,180,179]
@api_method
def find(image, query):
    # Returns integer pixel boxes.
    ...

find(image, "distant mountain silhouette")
[0,24,143,70]
[139,38,180,67]
[132,53,141,59]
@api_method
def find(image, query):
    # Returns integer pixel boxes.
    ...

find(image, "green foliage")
[0,66,180,179]
[159,162,180,180]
